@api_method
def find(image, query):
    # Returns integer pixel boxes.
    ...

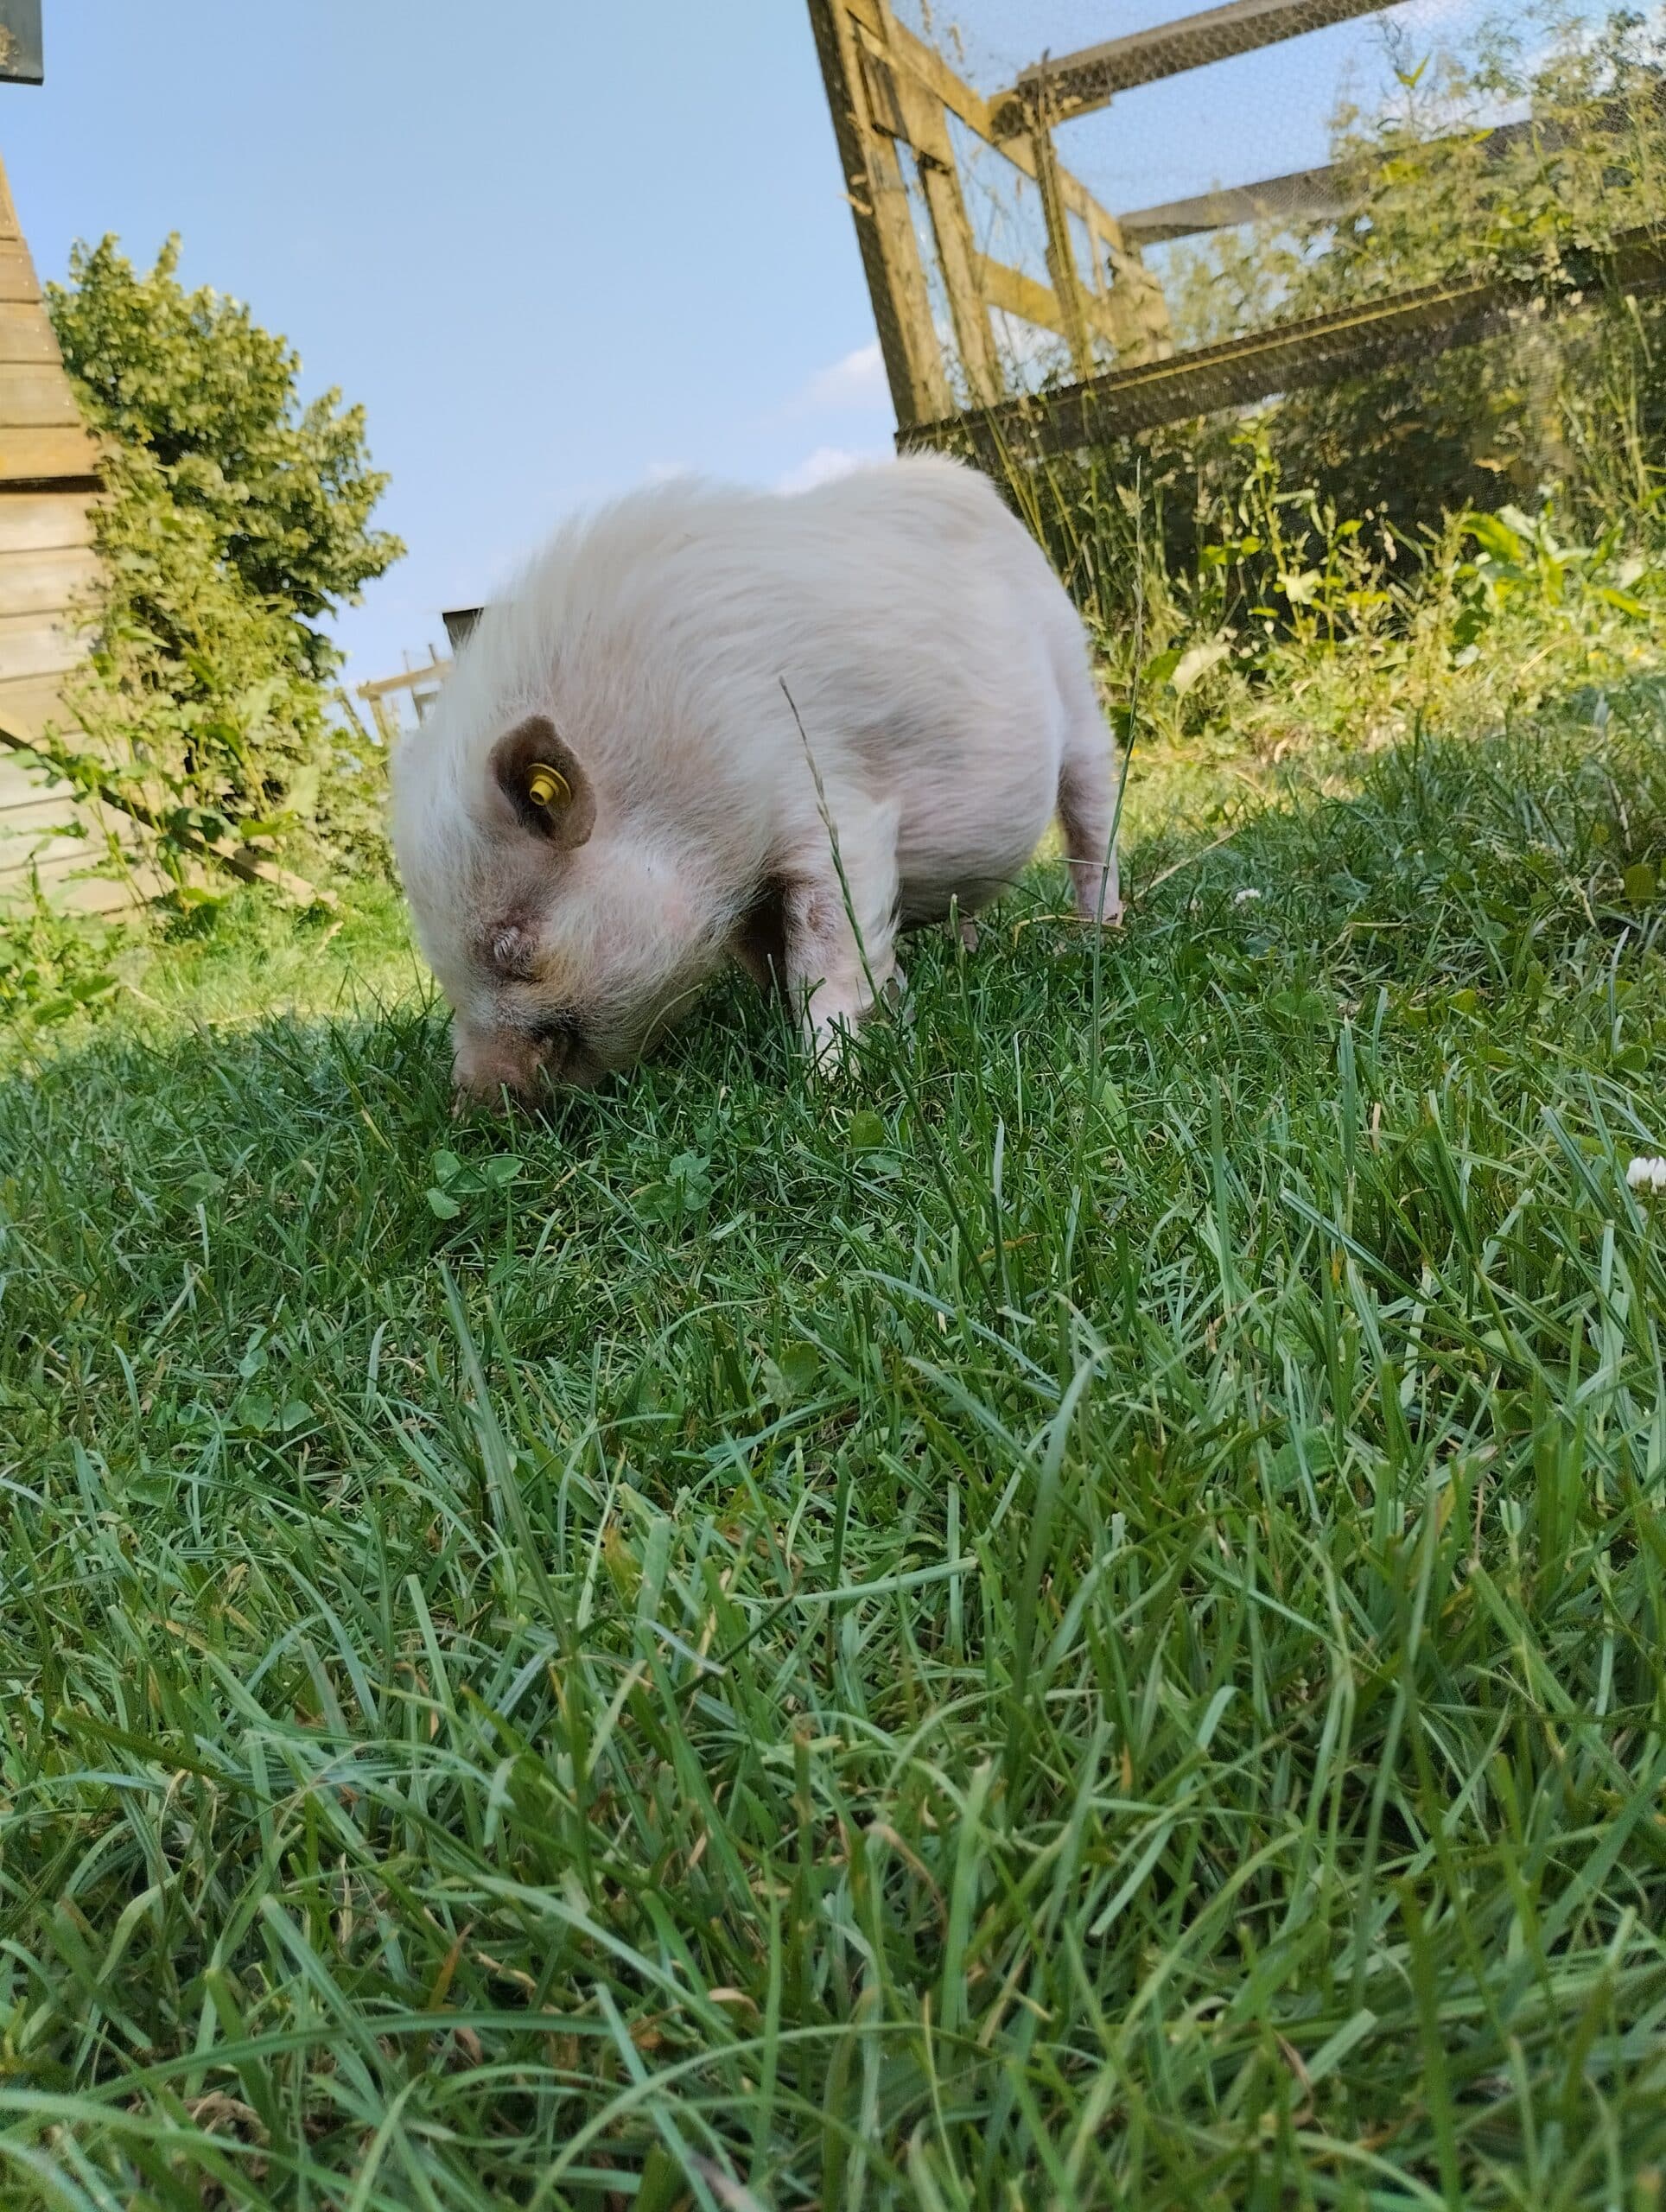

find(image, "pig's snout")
[451,1017,604,1104]
[451,1026,556,1105]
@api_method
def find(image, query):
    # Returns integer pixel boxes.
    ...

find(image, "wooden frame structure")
[911,223,1666,466]
[809,0,1666,457]
[806,0,1175,420]
[984,0,1406,134]
[808,0,1403,429]
[355,646,451,745]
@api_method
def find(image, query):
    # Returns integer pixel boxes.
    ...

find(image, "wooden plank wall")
[0,147,162,915]
[0,743,162,917]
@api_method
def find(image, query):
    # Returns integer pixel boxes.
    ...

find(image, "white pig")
[389,454,1120,1098]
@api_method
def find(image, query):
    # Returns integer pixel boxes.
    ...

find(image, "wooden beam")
[977,254,1070,338]
[1117,99,1666,243]
[0,238,41,302]
[902,224,1666,460]
[3,861,157,918]
[0,298,62,361]
[862,6,1173,382]
[0,607,83,682]
[355,658,451,704]
[807,2,1178,419]
[1121,164,1345,244]
[879,9,1135,264]
[884,46,1004,404]
[805,0,952,424]
[1030,107,1095,379]
[0,359,86,427]
[2,816,114,867]
[0,669,84,738]
[979,251,1141,360]
[989,0,1413,136]
[863,2,993,138]
[0,544,99,617]
[0,792,99,841]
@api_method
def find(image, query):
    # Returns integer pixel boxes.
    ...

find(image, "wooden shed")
[0,147,162,913]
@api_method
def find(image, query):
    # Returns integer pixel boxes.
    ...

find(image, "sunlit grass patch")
[3,663,1666,2203]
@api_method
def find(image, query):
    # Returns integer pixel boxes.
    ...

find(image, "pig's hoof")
[806,1014,862,1081]
[952,918,979,953]
[881,969,917,1029]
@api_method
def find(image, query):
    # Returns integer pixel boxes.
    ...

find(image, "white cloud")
[791,341,890,414]
[643,459,693,484]
[774,444,889,495]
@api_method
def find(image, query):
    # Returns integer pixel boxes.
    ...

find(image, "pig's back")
[769,460,1087,903]
[468,461,1091,911]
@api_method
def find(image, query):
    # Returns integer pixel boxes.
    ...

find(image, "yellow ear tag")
[526,761,569,810]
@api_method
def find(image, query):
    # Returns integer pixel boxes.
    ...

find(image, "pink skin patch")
[451,1025,552,1103]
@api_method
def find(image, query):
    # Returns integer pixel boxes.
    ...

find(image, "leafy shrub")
[0,895,119,1042]
[43,237,403,877]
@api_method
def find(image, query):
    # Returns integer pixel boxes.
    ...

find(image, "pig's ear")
[489,715,595,851]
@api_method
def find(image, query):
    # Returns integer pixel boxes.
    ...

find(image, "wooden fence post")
[805,0,953,423]
[1027,78,1097,383]
[882,43,1002,405]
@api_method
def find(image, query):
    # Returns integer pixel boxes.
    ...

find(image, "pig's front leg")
[779,794,900,1071]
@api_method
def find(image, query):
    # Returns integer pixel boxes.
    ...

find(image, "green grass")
[4,658,1666,2206]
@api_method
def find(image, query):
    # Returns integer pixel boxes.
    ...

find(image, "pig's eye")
[529,1011,582,1050]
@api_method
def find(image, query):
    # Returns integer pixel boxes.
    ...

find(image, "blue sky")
[4,0,1572,691]
[4,2,898,688]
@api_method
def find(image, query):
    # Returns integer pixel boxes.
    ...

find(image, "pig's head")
[391,706,730,1102]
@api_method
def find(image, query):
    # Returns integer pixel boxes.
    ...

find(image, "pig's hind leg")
[1056,691,1123,927]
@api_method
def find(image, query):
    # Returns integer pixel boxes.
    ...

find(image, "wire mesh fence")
[808,0,1666,526]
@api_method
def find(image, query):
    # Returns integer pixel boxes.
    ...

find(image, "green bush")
[44,237,403,878]
[0,894,119,1039]
[1255,5,1666,537]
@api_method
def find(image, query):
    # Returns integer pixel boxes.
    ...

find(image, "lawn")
[3,629,1666,2203]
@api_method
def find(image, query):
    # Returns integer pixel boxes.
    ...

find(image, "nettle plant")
[1447,503,1661,665]
[0,899,120,1038]
[1024,3,1666,601]
[1187,3,1666,539]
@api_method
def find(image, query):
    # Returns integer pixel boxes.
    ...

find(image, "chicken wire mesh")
[811,0,1666,524]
